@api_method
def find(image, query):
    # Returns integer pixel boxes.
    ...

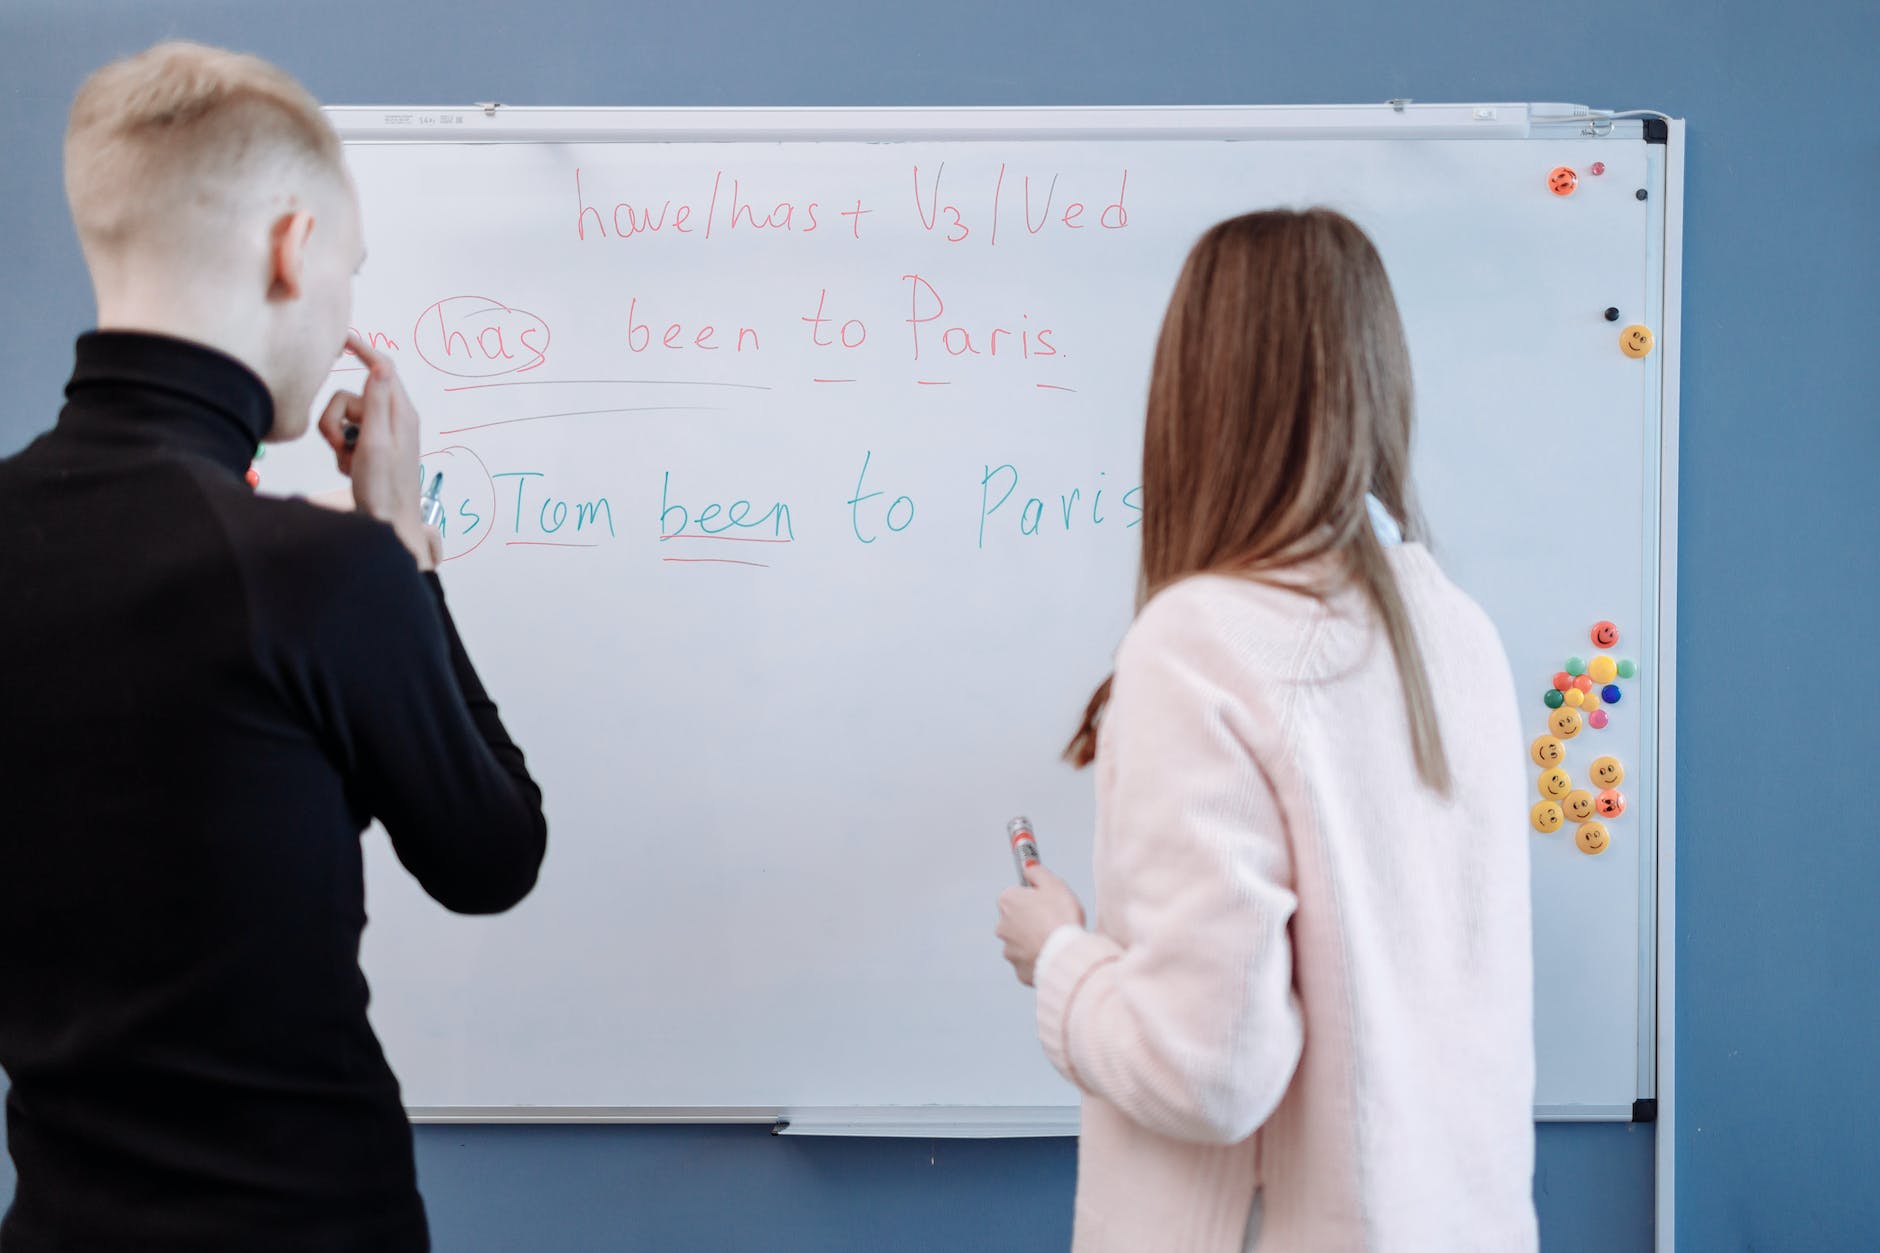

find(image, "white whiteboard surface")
[259,105,1678,1130]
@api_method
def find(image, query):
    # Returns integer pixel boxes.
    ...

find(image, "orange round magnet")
[1549,166,1578,196]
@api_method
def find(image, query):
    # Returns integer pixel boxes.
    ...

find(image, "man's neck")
[95,282,269,382]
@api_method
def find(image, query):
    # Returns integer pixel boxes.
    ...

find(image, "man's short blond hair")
[65,41,346,256]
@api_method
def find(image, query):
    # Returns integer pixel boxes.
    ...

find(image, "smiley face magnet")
[1538,767,1572,801]
[1532,800,1565,834]
[1576,821,1611,855]
[1620,324,1655,358]
[1531,735,1565,767]
[1563,789,1597,824]
[1590,755,1625,789]
[1549,707,1585,740]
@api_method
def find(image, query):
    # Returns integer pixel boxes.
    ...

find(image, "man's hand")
[996,865,1086,988]
[317,332,435,571]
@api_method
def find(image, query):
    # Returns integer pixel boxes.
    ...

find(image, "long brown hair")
[1066,208,1451,793]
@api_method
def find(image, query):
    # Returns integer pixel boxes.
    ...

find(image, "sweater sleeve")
[1035,591,1304,1146]
[254,518,547,915]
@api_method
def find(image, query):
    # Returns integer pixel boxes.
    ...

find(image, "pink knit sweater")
[1034,550,1538,1252]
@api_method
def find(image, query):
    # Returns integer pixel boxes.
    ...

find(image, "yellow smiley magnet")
[1576,820,1611,855]
[1620,324,1655,358]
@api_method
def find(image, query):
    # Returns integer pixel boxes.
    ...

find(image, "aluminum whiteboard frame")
[1652,116,1686,1253]
[325,101,1622,143]
[326,104,1682,1212]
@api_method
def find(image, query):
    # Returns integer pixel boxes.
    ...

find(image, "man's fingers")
[344,329,390,376]
[344,332,402,448]
[355,359,395,438]
[317,391,361,438]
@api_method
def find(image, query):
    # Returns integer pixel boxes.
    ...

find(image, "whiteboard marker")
[1007,815,1042,886]
[420,471,445,529]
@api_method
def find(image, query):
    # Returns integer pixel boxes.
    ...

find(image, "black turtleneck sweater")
[0,333,548,1252]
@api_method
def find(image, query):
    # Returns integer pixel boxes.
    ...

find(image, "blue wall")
[2,1,1875,1248]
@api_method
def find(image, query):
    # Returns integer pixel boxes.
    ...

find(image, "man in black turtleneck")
[0,43,547,1253]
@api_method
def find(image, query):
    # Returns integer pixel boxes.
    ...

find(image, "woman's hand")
[996,865,1086,987]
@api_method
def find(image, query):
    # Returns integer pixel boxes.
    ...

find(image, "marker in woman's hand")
[1008,815,1042,886]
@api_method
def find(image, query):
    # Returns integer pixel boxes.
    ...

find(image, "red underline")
[1035,384,1077,392]
[506,541,600,548]
[811,378,855,384]
[916,380,950,386]
[662,557,770,568]
[659,534,793,544]
[443,378,773,393]
[438,405,722,435]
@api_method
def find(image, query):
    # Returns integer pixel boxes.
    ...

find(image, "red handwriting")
[913,164,971,243]
[571,165,1127,245]
[801,289,868,348]
[330,326,399,373]
[626,297,760,353]
[351,327,400,352]
[730,179,818,232]
[413,297,550,378]
[915,165,1129,244]
[577,169,858,242]
[902,274,1058,362]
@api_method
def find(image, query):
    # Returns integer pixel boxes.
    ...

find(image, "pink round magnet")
[1588,709,1610,729]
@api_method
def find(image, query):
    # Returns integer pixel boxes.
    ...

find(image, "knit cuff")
[1032,924,1084,990]
[1035,930,1124,1088]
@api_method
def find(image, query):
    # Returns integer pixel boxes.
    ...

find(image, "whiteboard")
[259,104,1678,1130]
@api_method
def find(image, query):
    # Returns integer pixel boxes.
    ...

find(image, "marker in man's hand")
[1008,815,1042,886]
[420,471,444,529]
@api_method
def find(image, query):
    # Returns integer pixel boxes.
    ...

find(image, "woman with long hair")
[995,209,1537,1251]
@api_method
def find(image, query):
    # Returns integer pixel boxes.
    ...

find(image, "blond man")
[0,43,547,1252]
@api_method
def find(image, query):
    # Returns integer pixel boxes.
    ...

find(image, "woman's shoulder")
[1122,572,1326,684]
[1122,550,1506,687]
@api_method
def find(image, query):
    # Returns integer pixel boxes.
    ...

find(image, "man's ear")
[268,210,317,301]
